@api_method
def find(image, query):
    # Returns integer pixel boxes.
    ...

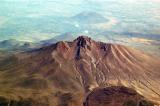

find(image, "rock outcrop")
[84,86,154,106]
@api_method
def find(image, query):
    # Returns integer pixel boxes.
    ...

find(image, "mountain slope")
[84,86,154,106]
[0,36,160,105]
[72,11,108,24]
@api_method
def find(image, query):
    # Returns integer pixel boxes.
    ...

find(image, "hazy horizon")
[0,0,160,42]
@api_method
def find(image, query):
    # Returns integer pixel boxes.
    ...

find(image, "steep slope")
[0,36,160,106]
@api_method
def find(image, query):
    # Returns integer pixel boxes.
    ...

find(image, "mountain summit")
[0,36,160,106]
[72,11,108,23]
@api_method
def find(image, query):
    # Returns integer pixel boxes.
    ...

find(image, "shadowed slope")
[84,86,154,106]
[0,36,160,105]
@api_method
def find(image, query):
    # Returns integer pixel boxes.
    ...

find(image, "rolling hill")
[0,39,40,52]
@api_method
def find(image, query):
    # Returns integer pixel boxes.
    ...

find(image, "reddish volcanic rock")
[84,86,154,106]
[0,36,160,106]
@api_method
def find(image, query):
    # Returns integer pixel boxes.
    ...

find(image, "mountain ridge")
[0,36,160,105]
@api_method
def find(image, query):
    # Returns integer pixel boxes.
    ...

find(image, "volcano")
[72,11,108,24]
[0,36,160,106]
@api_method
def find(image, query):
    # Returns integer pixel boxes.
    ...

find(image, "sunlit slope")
[0,36,160,105]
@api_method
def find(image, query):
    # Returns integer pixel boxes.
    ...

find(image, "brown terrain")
[0,36,160,106]
[84,86,154,106]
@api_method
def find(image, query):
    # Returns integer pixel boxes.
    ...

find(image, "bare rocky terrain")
[84,86,154,106]
[0,36,160,106]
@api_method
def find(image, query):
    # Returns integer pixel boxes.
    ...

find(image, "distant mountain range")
[40,38,58,46]
[0,31,159,58]
[0,39,41,52]
[0,36,159,106]
[72,11,108,24]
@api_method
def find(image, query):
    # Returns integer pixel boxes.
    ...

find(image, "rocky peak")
[76,36,92,48]
[75,36,92,60]
[56,41,69,49]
